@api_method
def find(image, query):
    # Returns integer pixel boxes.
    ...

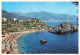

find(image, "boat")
[21,46,25,48]
[40,39,47,43]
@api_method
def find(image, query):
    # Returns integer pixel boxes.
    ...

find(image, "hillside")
[2,18,48,32]
[2,10,31,20]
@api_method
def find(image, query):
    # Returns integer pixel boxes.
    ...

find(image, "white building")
[2,17,7,21]
[13,18,17,21]
[19,19,23,22]
[10,18,17,21]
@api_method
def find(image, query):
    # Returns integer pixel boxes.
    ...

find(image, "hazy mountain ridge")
[12,11,24,16]
[2,10,78,21]
[12,11,78,21]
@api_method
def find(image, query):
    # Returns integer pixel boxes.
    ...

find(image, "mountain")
[25,11,78,21]
[2,10,31,20]
[12,11,78,21]
[12,11,24,16]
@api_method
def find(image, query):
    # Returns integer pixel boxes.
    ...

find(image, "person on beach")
[10,43,14,51]
[9,40,14,51]
[5,44,7,50]
[28,50,30,54]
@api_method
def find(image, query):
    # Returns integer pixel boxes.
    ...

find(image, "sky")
[2,2,78,16]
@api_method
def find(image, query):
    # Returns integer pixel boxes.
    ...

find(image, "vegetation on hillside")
[21,18,48,29]
[2,18,48,33]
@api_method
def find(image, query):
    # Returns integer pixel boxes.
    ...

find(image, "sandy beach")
[2,29,46,54]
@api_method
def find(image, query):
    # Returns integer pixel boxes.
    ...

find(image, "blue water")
[18,21,78,54]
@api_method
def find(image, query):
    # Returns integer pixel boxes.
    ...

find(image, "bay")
[18,21,78,54]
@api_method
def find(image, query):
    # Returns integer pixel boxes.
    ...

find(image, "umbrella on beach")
[11,37,14,40]
[7,37,12,40]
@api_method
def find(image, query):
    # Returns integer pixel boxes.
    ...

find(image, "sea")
[17,21,78,54]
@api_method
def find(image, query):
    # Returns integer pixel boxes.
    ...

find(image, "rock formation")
[48,22,78,34]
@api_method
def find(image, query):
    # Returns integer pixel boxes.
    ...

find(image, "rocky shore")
[48,22,78,34]
[2,29,46,54]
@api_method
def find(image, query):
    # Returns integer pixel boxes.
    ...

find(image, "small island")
[48,22,78,34]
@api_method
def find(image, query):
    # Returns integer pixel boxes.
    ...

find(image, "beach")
[2,29,46,54]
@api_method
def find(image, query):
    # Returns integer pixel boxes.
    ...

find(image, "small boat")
[21,46,25,48]
[40,39,47,43]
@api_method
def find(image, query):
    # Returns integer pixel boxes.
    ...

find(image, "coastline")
[2,29,47,54]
